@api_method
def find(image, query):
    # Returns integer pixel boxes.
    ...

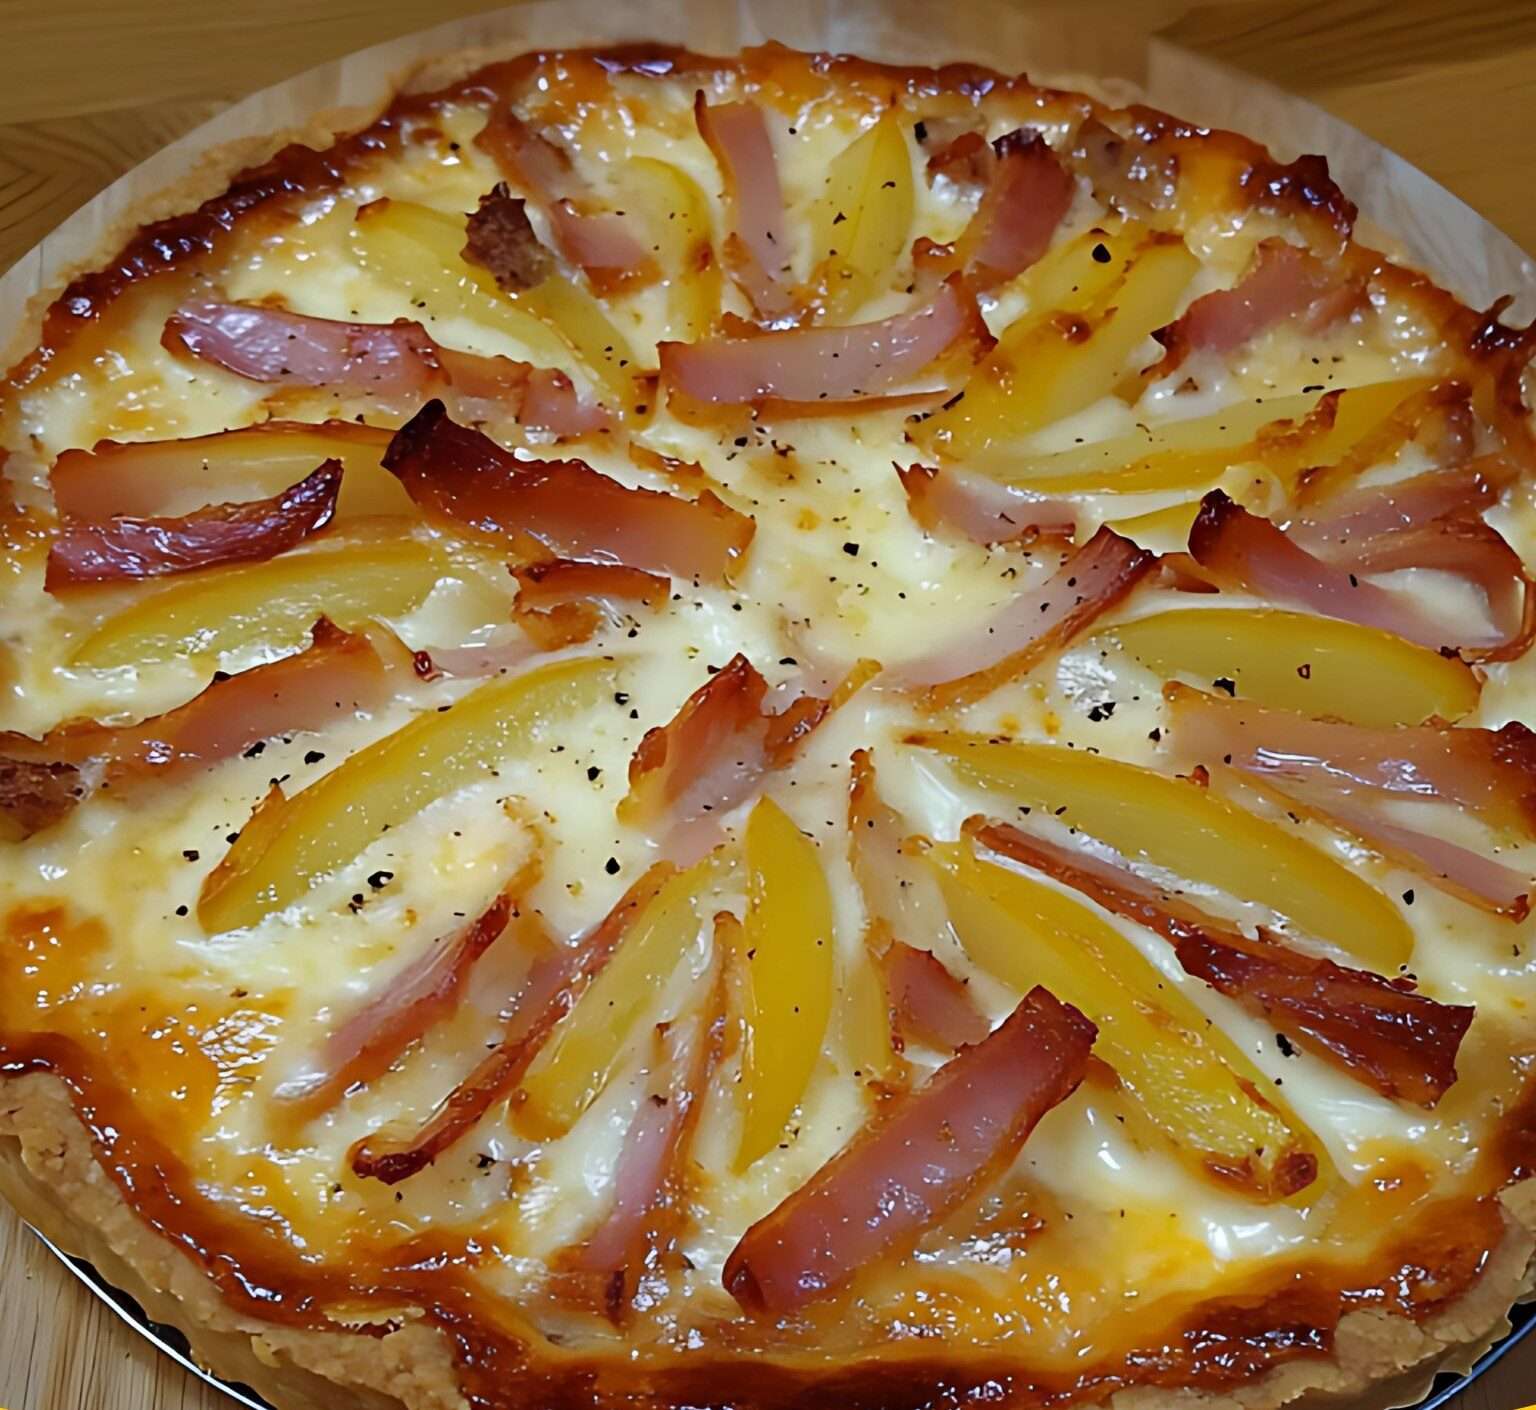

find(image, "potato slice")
[198,655,618,933]
[515,854,718,1138]
[735,796,836,1169]
[69,537,443,670]
[931,838,1327,1201]
[804,112,915,322]
[914,234,1201,460]
[910,731,1415,972]
[623,157,723,338]
[1099,607,1480,726]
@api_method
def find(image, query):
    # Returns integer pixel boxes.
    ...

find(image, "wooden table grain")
[0,2,1533,1407]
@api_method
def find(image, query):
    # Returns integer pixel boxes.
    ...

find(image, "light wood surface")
[1,2,1534,1407]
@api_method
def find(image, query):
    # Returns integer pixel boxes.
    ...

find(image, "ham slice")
[695,96,793,320]
[1163,684,1535,918]
[1187,489,1528,659]
[382,400,754,583]
[722,985,1095,1315]
[351,864,675,1184]
[971,821,1474,1106]
[880,941,989,1052]
[952,130,1075,289]
[619,654,877,855]
[1152,240,1361,374]
[163,300,608,436]
[659,278,990,414]
[896,462,1077,545]
[277,886,526,1121]
[561,950,727,1321]
[889,526,1153,705]
[45,460,340,590]
[0,618,391,835]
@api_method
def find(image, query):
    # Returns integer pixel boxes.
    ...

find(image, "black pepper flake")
[842,542,860,556]
[1148,728,1162,743]
[368,870,394,891]
[1403,888,1416,905]
[1085,701,1116,722]
[605,857,621,875]
[175,905,188,917]
[1212,676,1237,697]
[226,832,240,845]
[1091,243,1111,263]
[1275,1033,1297,1058]
[614,691,630,705]
[242,740,266,759]
[304,750,325,765]
[1296,662,1312,679]
[914,120,928,142]
[1301,384,1325,393]
[182,849,200,862]
[587,765,602,781]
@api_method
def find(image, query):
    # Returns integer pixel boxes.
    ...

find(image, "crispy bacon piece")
[659,278,990,415]
[1286,461,1535,664]
[952,130,1075,290]
[510,559,670,650]
[278,888,523,1122]
[694,96,793,320]
[0,758,86,840]
[382,401,753,582]
[0,619,389,831]
[45,460,341,590]
[619,655,876,848]
[970,821,1473,1106]
[1163,684,1535,917]
[1187,489,1528,659]
[722,985,1094,1315]
[1073,116,1179,217]
[924,129,992,188]
[351,864,674,1184]
[462,184,556,292]
[889,526,1153,705]
[1152,240,1361,375]
[475,115,658,294]
[562,949,727,1321]
[163,301,608,436]
[896,462,1076,545]
[880,941,989,1052]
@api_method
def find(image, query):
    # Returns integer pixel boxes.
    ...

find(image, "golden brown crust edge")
[4,1069,1534,1410]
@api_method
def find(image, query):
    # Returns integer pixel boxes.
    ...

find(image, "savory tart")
[0,39,1533,1410]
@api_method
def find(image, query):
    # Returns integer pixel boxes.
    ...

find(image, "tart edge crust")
[4,1070,1535,1410]
[1,35,1534,1410]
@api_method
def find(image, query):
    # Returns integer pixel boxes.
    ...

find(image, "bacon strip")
[382,401,753,583]
[1152,240,1360,374]
[896,462,1076,545]
[277,889,522,1122]
[0,758,86,840]
[475,115,658,294]
[722,985,1094,1315]
[889,526,1153,705]
[694,96,793,320]
[1286,461,1535,664]
[1187,489,1524,658]
[880,941,989,1052]
[0,619,390,834]
[45,460,340,591]
[510,559,669,650]
[660,278,989,414]
[562,949,727,1321]
[351,864,674,1184]
[970,821,1473,1106]
[619,654,876,853]
[1163,684,1535,916]
[163,301,608,436]
[953,130,1074,290]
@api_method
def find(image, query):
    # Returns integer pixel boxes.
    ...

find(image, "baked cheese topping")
[0,42,1532,1400]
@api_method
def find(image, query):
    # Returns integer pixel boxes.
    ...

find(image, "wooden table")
[0,2,1533,1406]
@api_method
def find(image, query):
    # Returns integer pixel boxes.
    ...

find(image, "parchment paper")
[0,2,1531,1406]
